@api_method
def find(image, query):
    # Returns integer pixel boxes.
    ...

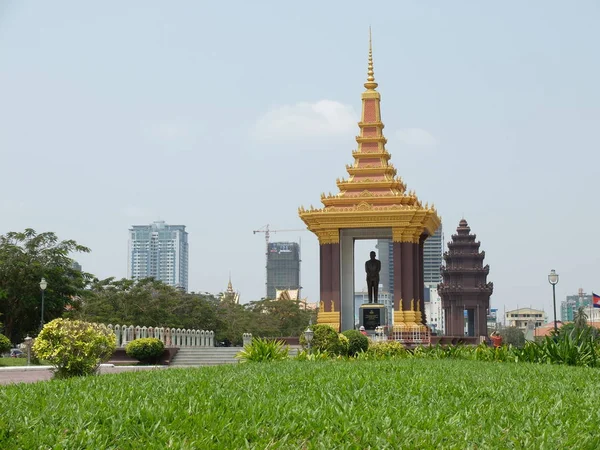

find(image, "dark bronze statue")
[365,251,381,303]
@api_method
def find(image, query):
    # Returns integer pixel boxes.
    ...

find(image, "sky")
[1,1,599,319]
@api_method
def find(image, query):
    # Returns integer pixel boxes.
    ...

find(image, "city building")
[128,221,189,291]
[424,287,444,335]
[375,240,392,293]
[561,288,593,322]
[266,242,301,299]
[423,226,443,288]
[71,261,82,272]
[487,308,499,331]
[505,308,546,331]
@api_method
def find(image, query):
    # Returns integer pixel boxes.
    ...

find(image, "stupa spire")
[364,27,378,91]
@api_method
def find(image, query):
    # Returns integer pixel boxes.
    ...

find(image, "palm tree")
[574,306,588,329]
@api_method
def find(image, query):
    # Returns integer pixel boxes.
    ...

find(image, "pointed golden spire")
[364,27,378,90]
[227,272,233,292]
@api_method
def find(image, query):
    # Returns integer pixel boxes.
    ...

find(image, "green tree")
[0,229,91,342]
[574,306,588,329]
[246,298,314,338]
[76,278,220,331]
[500,326,525,347]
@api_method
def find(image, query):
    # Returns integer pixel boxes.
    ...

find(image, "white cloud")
[395,128,438,147]
[252,100,358,140]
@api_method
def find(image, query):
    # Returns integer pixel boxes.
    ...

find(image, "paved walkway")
[0,365,167,385]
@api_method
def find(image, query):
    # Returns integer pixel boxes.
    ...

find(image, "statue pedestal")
[360,303,387,331]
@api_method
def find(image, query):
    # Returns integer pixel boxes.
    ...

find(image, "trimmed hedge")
[341,329,369,356]
[299,324,340,354]
[125,338,165,363]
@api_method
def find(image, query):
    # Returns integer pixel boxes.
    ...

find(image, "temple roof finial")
[365,26,378,90]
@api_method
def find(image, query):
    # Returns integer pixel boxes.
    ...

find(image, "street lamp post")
[24,336,32,366]
[548,269,559,334]
[304,326,314,354]
[39,278,48,330]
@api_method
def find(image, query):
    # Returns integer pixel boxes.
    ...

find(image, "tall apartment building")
[423,225,443,288]
[266,242,301,299]
[375,224,443,297]
[561,288,593,322]
[128,221,189,291]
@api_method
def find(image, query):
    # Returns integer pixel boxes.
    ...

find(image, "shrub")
[32,319,116,378]
[294,349,331,361]
[338,334,350,356]
[342,330,369,356]
[0,334,10,355]
[236,338,289,362]
[125,338,165,364]
[299,324,340,354]
[367,341,406,359]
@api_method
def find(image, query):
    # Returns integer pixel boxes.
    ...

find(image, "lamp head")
[548,269,559,286]
[39,278,48,291]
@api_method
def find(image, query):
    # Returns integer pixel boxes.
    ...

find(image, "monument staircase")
[169,347,240,367]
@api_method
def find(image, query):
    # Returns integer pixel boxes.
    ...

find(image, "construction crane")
[253,224,307,299]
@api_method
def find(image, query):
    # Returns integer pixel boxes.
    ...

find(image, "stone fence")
[107,324,215,348]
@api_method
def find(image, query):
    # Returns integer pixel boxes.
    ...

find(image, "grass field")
[0,358,33,367]
[1,359,598,449]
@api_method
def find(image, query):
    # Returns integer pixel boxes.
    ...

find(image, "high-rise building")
[561,288,593,322]
[71,261,82,272]
[423,225,443,287]
[375,224,442,297]
[266,242,300,299]
[128,221,189,291]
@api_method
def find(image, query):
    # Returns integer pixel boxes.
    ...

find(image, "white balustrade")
[105,324,217,348]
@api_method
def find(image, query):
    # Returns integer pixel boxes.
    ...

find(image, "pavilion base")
[359,303,387,331]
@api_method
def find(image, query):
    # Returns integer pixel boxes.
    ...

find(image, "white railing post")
[243,333,252,346]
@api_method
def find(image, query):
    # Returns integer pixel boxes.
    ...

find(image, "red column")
[392,242,402,311]
[319,244,332,312]
[401,242,414,311]
[330,243,341,313]
[419,234,426,324]
[412,242,420,310]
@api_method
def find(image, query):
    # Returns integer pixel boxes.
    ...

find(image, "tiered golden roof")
[299,30,440,244]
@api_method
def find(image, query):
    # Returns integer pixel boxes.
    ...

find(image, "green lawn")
[0,358,32,367]
[1,359,599,449]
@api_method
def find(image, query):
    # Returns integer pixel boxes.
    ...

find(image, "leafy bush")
[338,334,350,356]
[0,334,10,355]
[299,324,340,354]
[342,330,369,356]
[32,318,116,378]
[367,341,406,359]
[236,338,289,362]
[125,338,165,364]
[294,349,331,361]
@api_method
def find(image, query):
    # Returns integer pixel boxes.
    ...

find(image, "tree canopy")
[0,229,91,342]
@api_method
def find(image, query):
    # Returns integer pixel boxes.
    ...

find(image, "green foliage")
[341,329,369,356]
[76,278,315,346]
[299,324,340,354]
[366,341,406,359]
[500,326,525,347]
[32,318,116,378]
[1,360,600,448]
[0,229,91,342]
[337,333,350,356]
[236,337,289,362]
[574,306,588,329]
[125,338,165,364]
[0,334,10,354]
[294,349,331,361]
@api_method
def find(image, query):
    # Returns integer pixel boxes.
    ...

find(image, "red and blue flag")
[593,292,600,308]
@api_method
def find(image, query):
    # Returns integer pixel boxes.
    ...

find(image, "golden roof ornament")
[364,27,378,91]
